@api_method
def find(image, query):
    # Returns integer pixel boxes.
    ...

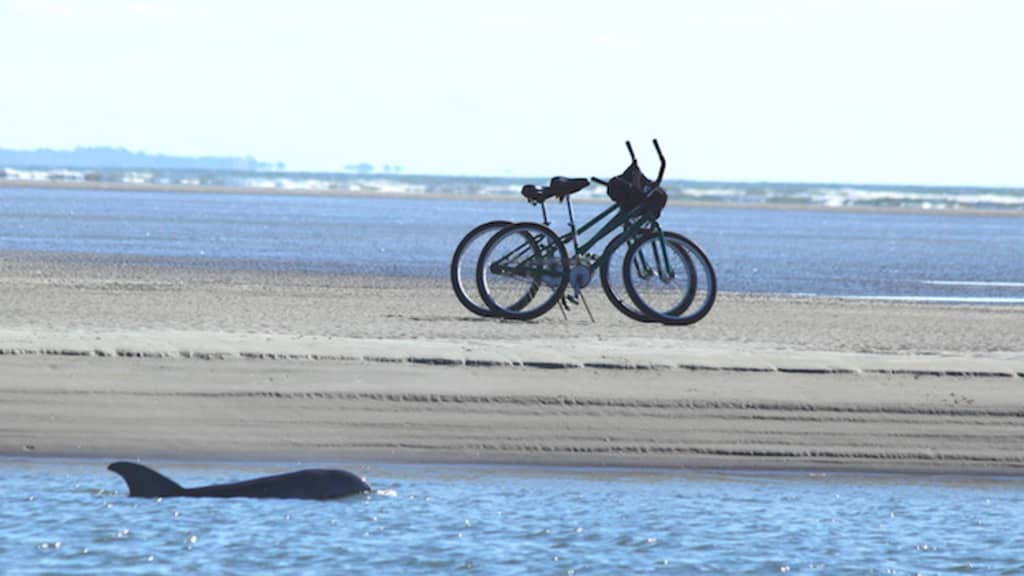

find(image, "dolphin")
[108,461,371,500]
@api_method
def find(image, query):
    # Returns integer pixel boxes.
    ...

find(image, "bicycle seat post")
[565,195,581,255]
[540,202,550,226]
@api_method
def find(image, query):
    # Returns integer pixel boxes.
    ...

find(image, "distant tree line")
[344,162,403,174]
[0,146,284,171]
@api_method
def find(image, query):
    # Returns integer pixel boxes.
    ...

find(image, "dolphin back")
[185,469,372,500]
[108,462,371,500]
[108,461,185,498]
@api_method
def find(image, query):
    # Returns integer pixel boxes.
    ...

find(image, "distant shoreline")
[4,177,1023,218]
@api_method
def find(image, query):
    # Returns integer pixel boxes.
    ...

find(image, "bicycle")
[449,178,568,318]
[457,140,717,324]
[450,175,644,320]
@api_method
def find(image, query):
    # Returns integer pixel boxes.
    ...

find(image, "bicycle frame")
[557,194,663,272]
[485,197,669,284]
[498,138,671,275]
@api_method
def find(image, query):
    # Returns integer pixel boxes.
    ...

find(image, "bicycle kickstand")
[577,290,595,323]
[565,286,598,323]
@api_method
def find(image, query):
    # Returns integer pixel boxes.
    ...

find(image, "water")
[2,458,1023,575]
[2,186,1023,302]
[5,166,1024,211]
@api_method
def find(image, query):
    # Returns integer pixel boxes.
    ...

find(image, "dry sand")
[1,251,1022,473]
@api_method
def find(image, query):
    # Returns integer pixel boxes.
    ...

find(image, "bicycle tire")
[599,232,654,323]
[623,231,716,325]
[476,222,569,321]
[626,231,698,319]
[450,220,511,317]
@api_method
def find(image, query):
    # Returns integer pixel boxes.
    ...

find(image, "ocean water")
[2,458,1023,575]
[1,186,1023,302]
[4,166,1024,211]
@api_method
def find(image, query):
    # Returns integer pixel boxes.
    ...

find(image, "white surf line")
[792,291,1024,304]
[922,280,1024,288]
[843,295,1024,304]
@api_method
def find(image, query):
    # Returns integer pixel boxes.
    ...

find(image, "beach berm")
[1,252,1022,473]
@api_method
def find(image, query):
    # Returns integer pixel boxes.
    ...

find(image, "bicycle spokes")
[477,223,569,320]
[625,234,695,314]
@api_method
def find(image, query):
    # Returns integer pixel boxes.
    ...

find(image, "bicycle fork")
[632,231,675,283]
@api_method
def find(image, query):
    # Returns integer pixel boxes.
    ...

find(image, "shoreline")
[1,253,1022,474]
[4,177,1023,218]
[7,455,1024,487]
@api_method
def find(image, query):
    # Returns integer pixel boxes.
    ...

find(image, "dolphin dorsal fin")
[108,462,185,497]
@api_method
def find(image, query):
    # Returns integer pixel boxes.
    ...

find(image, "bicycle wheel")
[599,232,653,323]
[477,222,569,320]
[624,231,717,325]
[450,220,511,317]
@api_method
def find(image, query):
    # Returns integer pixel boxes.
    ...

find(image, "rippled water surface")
[3,187,1024,302]
[2,458,1023,574]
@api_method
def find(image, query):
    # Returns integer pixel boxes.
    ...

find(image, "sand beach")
[1,251,1021,474]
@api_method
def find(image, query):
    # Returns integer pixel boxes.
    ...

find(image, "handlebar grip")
[652,139,666,188]
[625,141,636,162]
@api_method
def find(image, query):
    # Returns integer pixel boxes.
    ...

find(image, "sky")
[1,0,1023,187]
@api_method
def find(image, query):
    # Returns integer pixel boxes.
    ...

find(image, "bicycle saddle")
[520,184,550,204]
[549,177,590,199]
[521,177,590,205]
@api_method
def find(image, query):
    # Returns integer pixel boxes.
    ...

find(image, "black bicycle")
[452,140,716,324]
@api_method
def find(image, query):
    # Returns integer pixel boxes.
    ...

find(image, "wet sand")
[1,251,1022,473]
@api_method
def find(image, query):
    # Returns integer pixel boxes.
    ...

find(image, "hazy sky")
[2,0,1022,186]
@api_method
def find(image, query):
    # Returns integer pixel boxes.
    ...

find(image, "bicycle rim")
[477,222,569,320]
[625,231,717,325]
[450,220,510,317]
[599,233,653,322]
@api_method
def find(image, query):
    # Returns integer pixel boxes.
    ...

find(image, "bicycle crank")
[569,254,597,293]
[567,258,596,323]
[569,264,592,293]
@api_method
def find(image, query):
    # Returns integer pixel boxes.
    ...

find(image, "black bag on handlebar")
[607,163,667,219]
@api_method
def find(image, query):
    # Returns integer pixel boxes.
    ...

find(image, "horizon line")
[1,146,1022,191]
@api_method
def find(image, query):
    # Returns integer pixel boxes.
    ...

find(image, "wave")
[3,166,1023,212]
[660,182,1024,211]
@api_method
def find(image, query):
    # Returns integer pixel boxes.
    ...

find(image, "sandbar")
[1,251,1021,473]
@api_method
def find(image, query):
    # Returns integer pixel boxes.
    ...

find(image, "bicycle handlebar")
[651,139,666,189]
[623,139,667,189]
